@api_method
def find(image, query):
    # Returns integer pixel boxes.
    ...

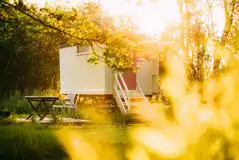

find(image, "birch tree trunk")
[213,0,236,75]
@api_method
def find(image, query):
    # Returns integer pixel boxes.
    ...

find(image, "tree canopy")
[0,0,156,95]
[1,0,154,70]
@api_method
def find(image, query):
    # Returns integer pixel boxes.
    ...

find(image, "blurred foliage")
[52,53,239,160]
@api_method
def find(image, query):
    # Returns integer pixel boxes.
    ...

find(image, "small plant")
[0,117,16,125]
[1,90,30,114]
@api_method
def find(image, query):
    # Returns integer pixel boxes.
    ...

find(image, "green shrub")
[1,89,59,114]
[0,117,16,125]
[1,90,30,114]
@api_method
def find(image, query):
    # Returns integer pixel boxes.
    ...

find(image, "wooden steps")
[130,97,144,102]
[126,96,147,123]
[113,72,151,124]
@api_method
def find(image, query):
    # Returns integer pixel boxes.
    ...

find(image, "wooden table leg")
[40,99,57,121]
[26,113,33,120]
[39,100,49,120]
[26,100,42,120]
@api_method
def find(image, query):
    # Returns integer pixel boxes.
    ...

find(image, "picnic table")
[25,96,59,121]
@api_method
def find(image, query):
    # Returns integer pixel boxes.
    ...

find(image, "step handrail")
[114,73,130,112]
[118,73,129,93]
[115,74,129,106]
[136,82,149,106]
[118,72,130,110]
[136,80,152,114]
[114,85,127,115]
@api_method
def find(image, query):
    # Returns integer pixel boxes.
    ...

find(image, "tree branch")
[0,0,100,44]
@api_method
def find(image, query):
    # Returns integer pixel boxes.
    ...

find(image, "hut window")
[77,45,80,53]
[76,45,90,56]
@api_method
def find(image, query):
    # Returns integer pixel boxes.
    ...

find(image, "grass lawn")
[1,116,239,160]
[0,124,67,160]
[0,121,132,160]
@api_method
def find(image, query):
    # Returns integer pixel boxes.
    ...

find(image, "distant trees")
[158,0,239,81]
[153,0,239,119]
[0,1,64,96]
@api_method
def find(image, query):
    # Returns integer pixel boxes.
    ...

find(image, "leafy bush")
[1,90,30,114]
[0,90,59,114]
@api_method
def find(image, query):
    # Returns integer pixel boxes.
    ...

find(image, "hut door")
[121,54,137,90]
[122,71,137,90]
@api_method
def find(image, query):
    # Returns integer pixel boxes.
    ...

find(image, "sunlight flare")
[56,129,97,160]
[131,127,186,158]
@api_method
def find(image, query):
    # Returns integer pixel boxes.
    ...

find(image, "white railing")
[136,80,153,115]
[118,72,131,110]
[114,73,129,106]
[114,85,127,115]
[113,72,130,114]
[118,73,128,92]
[113,71,153,118]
